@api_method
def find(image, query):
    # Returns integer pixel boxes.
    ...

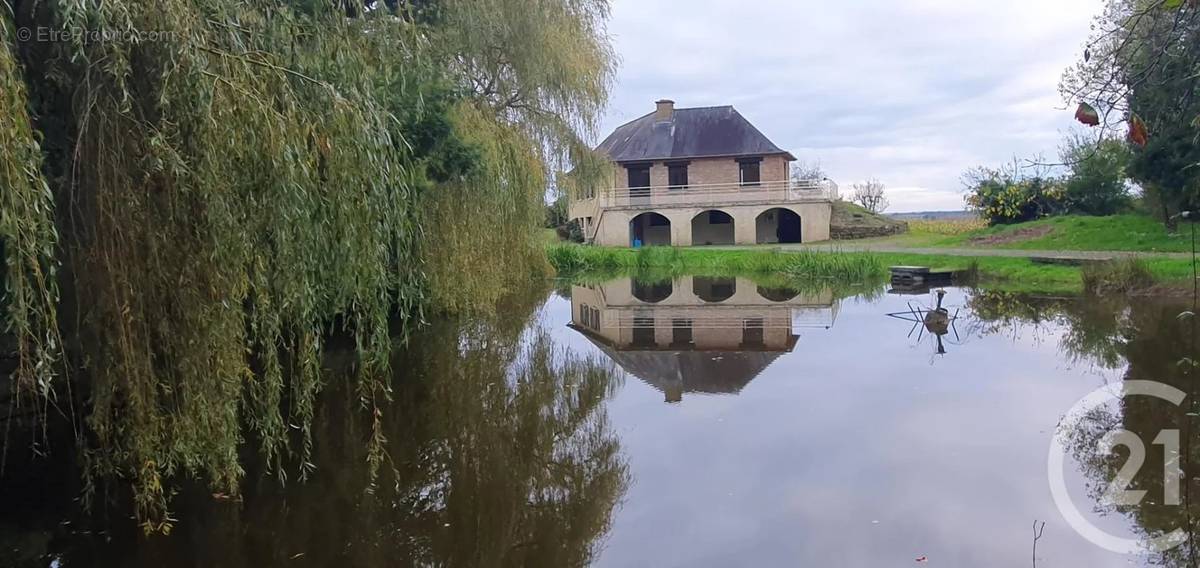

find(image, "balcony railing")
[597,179,838,209]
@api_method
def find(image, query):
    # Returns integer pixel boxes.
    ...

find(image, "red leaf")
[1075,102,1100,126]
[1128,115,1149,147]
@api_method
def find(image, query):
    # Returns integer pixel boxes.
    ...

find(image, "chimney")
[655,99,675,121]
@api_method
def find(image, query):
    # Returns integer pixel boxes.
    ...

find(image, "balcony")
[597,179,839,210]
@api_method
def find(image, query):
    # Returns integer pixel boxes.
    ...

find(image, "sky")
[595,0,1106,212]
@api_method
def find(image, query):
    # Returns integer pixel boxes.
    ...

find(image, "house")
[568,276,839,403]
[569,100,837,247]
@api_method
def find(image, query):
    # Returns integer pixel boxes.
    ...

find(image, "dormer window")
[738,157,762,187]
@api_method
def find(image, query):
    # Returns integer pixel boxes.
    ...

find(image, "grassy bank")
[882,214,1194,253]
[547,243,1198,295]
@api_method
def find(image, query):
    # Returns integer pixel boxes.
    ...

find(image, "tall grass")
[1082,258,1154,295]
[546,244,886,283]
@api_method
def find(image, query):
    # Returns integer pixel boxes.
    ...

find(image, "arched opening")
[693,276,736,303]
[629,212,671,247]
[757,285,800,302]
[691,210,735,245]
[755,208,802,244]
[631,278,673,303]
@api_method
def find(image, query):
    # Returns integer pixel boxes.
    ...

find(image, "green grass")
[547,244,884,283]
[871,253,1084,294]
[891,214,1195,253]
[547,243,1199,295]
[539,227,562,245]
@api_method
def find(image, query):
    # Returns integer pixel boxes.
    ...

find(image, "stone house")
[568,100,837,247]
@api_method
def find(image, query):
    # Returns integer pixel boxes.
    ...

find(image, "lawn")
[546,243,1199,295]
[896,214,1196,253]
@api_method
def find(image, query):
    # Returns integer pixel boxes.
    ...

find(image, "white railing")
[598,179,838,209]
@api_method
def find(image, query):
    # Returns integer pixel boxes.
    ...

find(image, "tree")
[1061,0,1200,224]
[790,160,827,182]
[1059,132,1134,216]
[851,178,890,213]
[0,0,616,531]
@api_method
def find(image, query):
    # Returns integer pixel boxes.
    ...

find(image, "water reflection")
[0,289,629,567]
[1026,298,1200,566]
[569,276,838,402]
[7,279,1200,567]
[885,289,963,358]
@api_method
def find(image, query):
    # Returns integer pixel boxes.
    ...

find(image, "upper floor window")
[626,164,651,189]
[741,317,765,348]
[667,162,689,190]
[738,158,762,187]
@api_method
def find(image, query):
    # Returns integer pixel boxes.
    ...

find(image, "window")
[667,162,689,190]
[632,316,656,347]
[738,158,761,187]
[671,318,694,348]
[742,318,765,348]
[626,164,651,189]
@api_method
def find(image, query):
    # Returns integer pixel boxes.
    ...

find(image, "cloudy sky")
[595,0,1105,212]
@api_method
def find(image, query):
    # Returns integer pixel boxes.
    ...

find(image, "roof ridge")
[674,104,734,111]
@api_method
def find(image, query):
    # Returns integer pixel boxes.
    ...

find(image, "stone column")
[667,210,694,246]
[734,207,759,245]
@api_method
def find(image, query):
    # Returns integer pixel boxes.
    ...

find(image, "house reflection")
[570,276,839,403]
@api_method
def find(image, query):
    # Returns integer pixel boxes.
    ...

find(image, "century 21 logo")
[1048,381,1188,554]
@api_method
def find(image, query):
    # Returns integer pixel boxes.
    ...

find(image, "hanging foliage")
[0,0,614,531]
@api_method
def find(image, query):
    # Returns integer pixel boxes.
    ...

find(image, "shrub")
[1060,134,1133,216]
[964,164,1067,225]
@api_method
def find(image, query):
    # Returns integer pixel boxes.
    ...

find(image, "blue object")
[632,238,643,248]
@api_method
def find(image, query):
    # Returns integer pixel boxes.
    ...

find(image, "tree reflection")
[1,290,628,567]
[971,291,1200,565]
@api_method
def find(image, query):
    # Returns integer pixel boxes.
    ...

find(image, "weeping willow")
[0,0,613,532]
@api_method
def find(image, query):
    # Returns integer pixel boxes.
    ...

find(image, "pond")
[3,276,1200,567]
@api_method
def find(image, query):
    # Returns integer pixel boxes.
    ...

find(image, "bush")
[1060,134,1133,216]
[555,219,584,243]
[964,163,1066,225]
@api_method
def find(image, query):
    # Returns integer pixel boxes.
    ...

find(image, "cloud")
[597,0,1106,212]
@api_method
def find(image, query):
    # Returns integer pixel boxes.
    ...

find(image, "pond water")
[3,276,1200,567]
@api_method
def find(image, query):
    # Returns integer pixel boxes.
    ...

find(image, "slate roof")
[569,325,796,396]
[595,105,795,163]
[594,347,785,396]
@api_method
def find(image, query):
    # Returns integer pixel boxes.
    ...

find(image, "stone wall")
[610,155,789,190]
[591,202,832,246]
